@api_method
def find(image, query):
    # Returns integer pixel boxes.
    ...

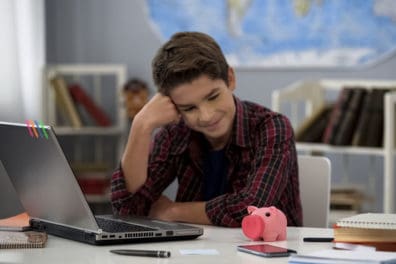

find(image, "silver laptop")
[0,121,203,245]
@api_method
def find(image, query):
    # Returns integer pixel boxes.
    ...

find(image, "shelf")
[296,143,386,156]
[44,64,127,210]
[273,79,396,213]
[54,126,124,136]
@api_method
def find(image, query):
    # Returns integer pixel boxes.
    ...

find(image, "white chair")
[298,155,331,228]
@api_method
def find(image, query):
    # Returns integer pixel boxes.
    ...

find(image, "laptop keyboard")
[95,217,157,233]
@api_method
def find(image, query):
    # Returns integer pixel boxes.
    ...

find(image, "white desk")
[1,226,333,263]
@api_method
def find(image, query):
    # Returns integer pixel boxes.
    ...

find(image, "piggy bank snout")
[241,214,264,240]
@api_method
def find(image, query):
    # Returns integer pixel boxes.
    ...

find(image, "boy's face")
[169,68,236,150]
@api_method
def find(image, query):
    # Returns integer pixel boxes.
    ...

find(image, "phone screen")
[237,244,297,257]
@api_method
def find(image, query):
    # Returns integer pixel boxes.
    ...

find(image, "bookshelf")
[43,64,127,213]
[272,79,396,214]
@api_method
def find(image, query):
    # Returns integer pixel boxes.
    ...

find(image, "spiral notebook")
[0,231,47,249]
[336,213,396,230]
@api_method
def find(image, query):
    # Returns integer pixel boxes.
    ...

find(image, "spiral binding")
[0,231,47,249]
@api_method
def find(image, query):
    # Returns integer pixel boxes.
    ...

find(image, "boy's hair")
[152,32,229,95]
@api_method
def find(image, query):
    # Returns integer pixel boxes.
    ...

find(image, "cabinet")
[43,64,127,213]
[272,79,396,214]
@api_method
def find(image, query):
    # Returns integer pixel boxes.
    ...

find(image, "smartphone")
[237,244,297,258]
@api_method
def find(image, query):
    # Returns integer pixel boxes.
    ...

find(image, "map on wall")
[146,0,396,67]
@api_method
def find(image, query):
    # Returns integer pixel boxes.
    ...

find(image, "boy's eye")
[181,106,195,112]
[208,94,219,101]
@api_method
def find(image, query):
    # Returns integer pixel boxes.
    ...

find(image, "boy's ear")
[227,67,236,91]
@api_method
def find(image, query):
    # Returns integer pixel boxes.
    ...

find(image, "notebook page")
[336,213,396,229]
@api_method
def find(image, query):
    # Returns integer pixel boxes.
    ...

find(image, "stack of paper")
[333,213,396,251]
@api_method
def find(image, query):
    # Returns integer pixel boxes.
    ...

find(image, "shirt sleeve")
[111,128,178,216]
[205,114,299,227]
[111,167,152,215]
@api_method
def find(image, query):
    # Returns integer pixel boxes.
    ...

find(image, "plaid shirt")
[111,96,302,227]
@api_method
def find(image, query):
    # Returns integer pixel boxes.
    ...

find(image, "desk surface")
[1,226,333,264]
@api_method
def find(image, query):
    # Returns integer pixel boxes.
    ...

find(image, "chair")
[298,155,331,228]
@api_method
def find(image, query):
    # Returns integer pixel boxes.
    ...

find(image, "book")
[0,231,47,249]
[296,104,333,143]
[288,249,396,264]
[68,84,112,127]
[334,213,396,251]
[322,88,355,144]
[364,89,388,147]
[351,89,374,146]
[332,87,367,146]
[0,212,30,231]
[72,162,110,195]
[330,186,367,211]
[50,76,83,128]
[334,225,396,242]
[352,89,389,147]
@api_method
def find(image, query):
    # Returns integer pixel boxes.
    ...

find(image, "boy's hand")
[148,195,175,221]
[134,93,181,131]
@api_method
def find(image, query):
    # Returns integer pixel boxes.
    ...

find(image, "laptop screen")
[0,122,99,232]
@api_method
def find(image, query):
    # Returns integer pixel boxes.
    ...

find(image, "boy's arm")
[149,195,211,225]
[121,94,180,193]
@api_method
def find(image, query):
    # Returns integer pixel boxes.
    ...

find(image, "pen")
[110,249,171,258]
[303,237,334,242]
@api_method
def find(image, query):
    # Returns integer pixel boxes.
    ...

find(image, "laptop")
[0,121,203,245]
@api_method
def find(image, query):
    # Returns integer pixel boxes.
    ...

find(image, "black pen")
[303,237,334,242]
[110,249,171,258]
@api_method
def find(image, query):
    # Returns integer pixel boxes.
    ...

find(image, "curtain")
[0,0,45,122]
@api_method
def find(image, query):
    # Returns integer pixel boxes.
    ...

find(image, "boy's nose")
[198,106,214,123]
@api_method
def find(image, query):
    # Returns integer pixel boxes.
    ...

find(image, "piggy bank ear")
[247,206,258,214]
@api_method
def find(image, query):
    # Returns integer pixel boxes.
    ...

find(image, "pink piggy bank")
[241,206,287,241]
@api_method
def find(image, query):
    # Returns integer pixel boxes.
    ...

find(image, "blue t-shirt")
[203,149,228,201]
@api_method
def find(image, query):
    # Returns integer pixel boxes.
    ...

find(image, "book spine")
[332,88,367,146]
[351,89,373,146]
[68,84,112,127]
[296,105,332,143]
[50,76,83,128]
[322,88,354,144]
[363,89,388,147]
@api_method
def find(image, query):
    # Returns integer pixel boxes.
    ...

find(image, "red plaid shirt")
[111,97,302,227]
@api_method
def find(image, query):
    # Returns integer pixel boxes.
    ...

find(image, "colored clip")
[39,121,48,139]
[34,120,44,138]
[26,120,48,139]
[29,120,39,138]
[25,120,34,137]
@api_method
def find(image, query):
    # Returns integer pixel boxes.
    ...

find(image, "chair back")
[298,155,331,228]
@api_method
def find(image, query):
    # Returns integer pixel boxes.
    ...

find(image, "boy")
[111,32,302,227]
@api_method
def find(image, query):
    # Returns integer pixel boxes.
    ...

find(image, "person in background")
[111,31,302,227]
[123,78,149,120]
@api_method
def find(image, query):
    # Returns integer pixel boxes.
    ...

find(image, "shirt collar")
[232,96,251,148]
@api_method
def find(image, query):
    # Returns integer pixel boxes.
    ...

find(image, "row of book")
[296,87,390,147]
[50,76,112,128]
[71,162,111,196]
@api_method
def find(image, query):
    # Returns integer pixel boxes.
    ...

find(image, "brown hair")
[152,32,229,95]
